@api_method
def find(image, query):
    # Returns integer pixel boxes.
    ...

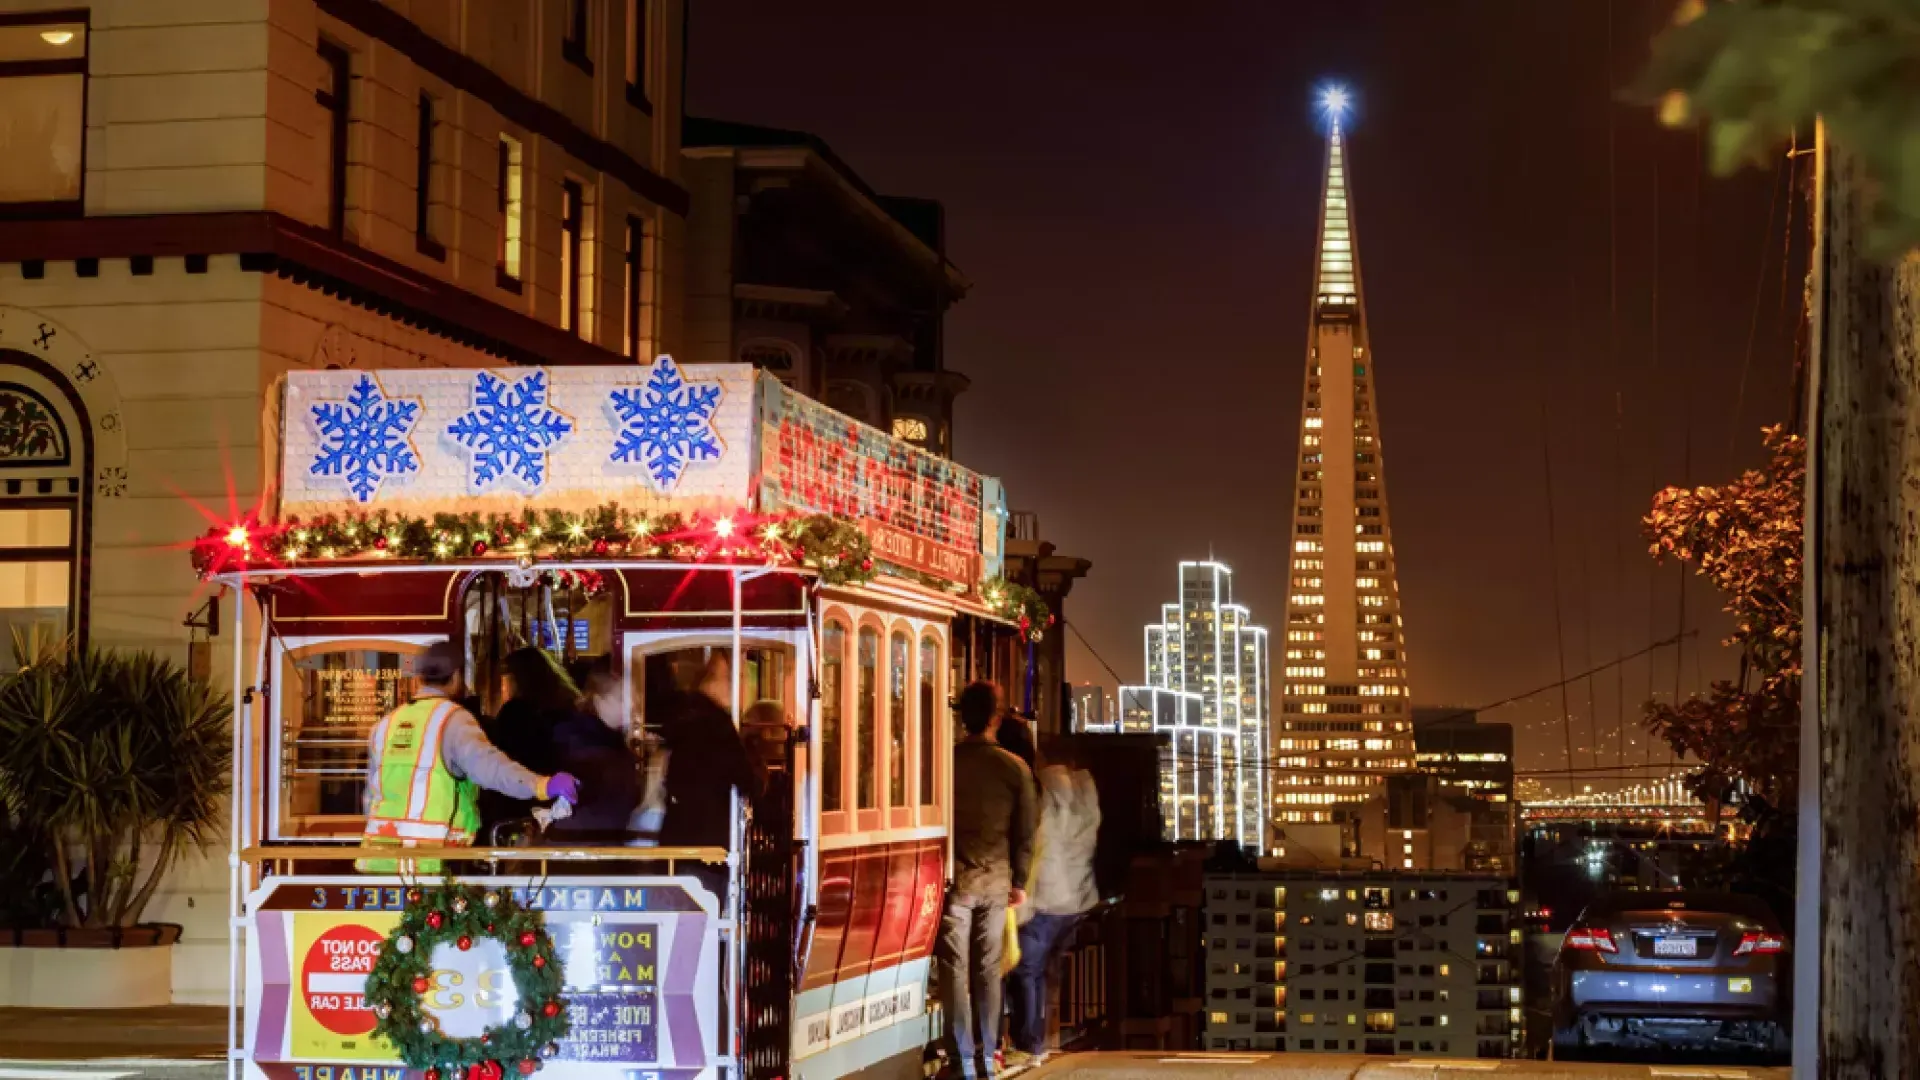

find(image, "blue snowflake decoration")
[308,374,422,502]
[445,369,574,493]
[607,356,725,490]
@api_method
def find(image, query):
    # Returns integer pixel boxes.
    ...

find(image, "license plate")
[1729,977,1753,993]
[1653,936,1696,957]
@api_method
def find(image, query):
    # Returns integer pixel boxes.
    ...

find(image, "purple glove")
[546,773,580,803]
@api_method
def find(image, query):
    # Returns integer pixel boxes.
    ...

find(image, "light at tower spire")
[1315,94,1358,310]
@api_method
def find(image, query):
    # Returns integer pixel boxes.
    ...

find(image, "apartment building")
[0,0,686,1003]
[1201,870,1523,1058]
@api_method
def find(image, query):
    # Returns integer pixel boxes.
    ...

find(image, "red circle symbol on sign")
[301,922,386,1036]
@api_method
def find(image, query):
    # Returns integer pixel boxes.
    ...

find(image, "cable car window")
[919,635,939,806]
[857,626,878,810]
[821,621,845,813]
[889,631,909,807]
[277,644,423,838]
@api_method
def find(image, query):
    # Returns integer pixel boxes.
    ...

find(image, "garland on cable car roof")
[189,503,879,587]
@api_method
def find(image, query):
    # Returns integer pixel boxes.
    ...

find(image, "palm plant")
[0,632,232,929]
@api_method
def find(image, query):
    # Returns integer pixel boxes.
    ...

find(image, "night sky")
[688,2,1804,781]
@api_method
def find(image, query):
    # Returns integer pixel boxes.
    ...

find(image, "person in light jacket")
[1005,756,1100,1063]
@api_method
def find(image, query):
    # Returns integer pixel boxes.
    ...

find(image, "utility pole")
[1804,116,1920,1078]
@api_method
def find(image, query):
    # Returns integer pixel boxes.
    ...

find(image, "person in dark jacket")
[996,712,1037,772]
[656,653,760,848]
[478,646,576,836]
[548,658,643,842]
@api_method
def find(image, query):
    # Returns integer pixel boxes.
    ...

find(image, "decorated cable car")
[202,358,1037,1080]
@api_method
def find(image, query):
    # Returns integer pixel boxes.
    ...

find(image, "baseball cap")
[415,640,462,683]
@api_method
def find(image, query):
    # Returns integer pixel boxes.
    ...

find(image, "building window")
[624,0,650,110]
[496,135,525,289]
[317,40,350,235]
[414,93,444,259]
[857,627,879,809]
[821,621,845,813]
[0,372,81,672]
[561,179,584,334]
[624,217,654,360]
[919,636,939,806]
[0,14,87,215]
[889,631,910,807]
[563,0,592,72]
[891,416,929,446]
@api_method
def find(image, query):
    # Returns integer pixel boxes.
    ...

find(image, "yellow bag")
[1000,904,1021,975]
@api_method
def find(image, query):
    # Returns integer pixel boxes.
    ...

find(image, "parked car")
[1551,890,1789,1056]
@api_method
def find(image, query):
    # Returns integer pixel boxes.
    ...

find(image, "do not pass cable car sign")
[303,923,386,1037]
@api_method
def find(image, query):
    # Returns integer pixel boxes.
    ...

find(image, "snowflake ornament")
[309,374,422,502]
[445,370,574,493]
[607,356,725,490]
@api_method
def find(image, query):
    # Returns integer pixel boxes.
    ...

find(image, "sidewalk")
[1031,1051,1788,1079]
[0,1007,228,1062]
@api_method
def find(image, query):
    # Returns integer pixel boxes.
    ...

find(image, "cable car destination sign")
[272,361,999,591]
[756,378,988,588]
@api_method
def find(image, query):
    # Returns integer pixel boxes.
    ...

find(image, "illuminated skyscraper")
[1118,561,1268,847]
[1273,90,1416,839]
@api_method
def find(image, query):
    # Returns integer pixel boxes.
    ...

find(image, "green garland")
[981,577,1052,642]
[364,883,568,1079]
[191,505,878,587]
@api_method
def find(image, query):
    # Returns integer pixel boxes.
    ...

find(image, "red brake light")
[1734,931,1786,956]
[1565,926,1617,953]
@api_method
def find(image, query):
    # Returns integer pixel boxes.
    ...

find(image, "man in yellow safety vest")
[359,640,579,872]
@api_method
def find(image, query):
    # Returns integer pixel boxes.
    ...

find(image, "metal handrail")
[242,844,729,865]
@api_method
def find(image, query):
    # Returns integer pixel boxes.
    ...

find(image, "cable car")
[205,359,1026,1080]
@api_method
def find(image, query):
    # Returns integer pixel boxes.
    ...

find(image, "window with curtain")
[857,627,878,810]
[889,631,909,807]
[919,636,939,806]
[0,16,87,213]
[821,621,845,813]
[0,376,79,672]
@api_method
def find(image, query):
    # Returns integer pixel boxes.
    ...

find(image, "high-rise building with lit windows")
[1116,561,1269,847]
[1274,92,1416,841]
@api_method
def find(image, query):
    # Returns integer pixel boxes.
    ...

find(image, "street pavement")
[0,1007,225,1080]
[0,1062,223,1080]
[1029,1051,1790,1080]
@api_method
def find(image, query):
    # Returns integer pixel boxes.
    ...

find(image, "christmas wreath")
[982,578,1052,642]
[364,883,569,1079]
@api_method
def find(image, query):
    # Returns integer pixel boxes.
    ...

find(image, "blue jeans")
[1006,911,1081,1055]
[938,892,1007,1079]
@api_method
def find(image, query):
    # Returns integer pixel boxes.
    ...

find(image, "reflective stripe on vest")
[361,698,478,851]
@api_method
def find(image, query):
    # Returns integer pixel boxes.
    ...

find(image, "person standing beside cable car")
[358,640,580,872]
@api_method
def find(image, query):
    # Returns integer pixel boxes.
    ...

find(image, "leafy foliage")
[365,883,568,1076]
[0,633,232,928]
[1642,425,1803,805]
[1637,0,1920,253]
[981,578,1052,642]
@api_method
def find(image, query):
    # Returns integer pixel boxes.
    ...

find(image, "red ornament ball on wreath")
[541,1000,561,1018]
[517,1061,539,1077]
[374,535,388,550]
[426,911,443,930]
[412,976,431,994]
[591,538,610,556]
[532,955,547,969]
[472,540,489,557]
[457,934,473,951]
[519,931,537,948]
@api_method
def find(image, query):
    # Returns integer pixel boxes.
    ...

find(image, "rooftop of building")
[1203,868,1516,884]
[683,116,966,293]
